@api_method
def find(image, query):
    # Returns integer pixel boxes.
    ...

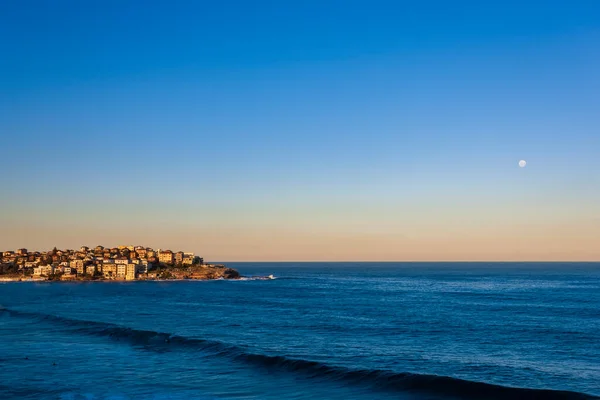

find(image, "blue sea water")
[1,262,599,400]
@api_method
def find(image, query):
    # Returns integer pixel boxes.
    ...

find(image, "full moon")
[519,160,527,168]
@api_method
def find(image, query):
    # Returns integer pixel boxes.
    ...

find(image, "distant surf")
[237,275,276,281]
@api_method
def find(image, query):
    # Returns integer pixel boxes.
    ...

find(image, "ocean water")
[1,262,599,400]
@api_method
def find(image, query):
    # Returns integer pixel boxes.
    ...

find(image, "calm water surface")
[1,262,599,399]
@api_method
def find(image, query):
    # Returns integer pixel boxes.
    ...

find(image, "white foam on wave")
[237,275,276,281]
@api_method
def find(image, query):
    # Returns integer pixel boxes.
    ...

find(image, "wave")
[0,384,64,399]
[1,307,596,400]
[236,277,275,281]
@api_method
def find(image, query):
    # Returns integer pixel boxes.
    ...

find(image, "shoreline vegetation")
[0,245,241,282]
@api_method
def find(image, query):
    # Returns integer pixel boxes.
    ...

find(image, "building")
[16,248,28,255]
[33,265,54,276]
[86,265,96,275]
[182,252,195,265]
[159,250,174,264]
[42,265,55,275]
[62,267,76,279]
[40,265,54,276]
[70,260,85,274]
[24,261,39,269]
[125,264,136,280]
[102,264,117,279]
[116,264,127,278]
[135,248,147,258]
[115,257,129,265]
[175,251,184,264]
[135,262,148,275]
[102,262,116,271]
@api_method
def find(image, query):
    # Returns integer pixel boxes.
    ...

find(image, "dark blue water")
[1,263,599,399]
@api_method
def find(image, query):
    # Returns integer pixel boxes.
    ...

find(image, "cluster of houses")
[0,246,203,281]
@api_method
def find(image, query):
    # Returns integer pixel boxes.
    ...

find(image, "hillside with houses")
[0,246,239,281]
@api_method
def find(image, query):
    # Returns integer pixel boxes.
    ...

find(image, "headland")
[0,245,240,282]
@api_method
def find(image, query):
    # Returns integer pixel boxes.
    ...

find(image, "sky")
[1,0,599,261]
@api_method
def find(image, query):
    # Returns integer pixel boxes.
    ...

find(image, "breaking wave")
[1,307,595,400]
[237,276,276,281]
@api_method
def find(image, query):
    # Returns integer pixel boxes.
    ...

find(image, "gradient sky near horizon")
[1,1,599,261]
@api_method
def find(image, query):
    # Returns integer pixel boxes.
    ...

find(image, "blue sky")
[1,1,599,260]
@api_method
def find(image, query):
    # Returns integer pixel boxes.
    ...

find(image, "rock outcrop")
[167,264,241,280]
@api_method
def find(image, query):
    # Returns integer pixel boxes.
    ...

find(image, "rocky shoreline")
[0,264,241,282]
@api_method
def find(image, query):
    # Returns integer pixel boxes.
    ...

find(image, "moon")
[519,160,527,168]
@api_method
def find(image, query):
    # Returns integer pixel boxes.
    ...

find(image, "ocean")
[0,262,598,400]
